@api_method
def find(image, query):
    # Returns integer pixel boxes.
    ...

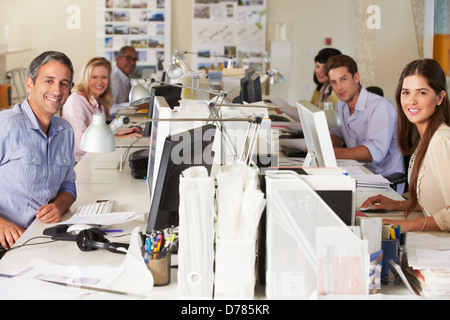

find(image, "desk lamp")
[167,52,184,79]
[322,102,342,128]
[129,79,153,106]
[266,68,285,84]
[80,114,115,154]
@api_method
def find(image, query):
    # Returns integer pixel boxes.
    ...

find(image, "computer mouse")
[67,224,93,235]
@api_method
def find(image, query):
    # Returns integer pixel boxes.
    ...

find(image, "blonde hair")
[73,57,113,118]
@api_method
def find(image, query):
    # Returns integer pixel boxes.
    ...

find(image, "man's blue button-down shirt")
[330,87,404,176]
[0,100,76,228]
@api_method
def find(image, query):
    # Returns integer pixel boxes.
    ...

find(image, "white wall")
[265,0,356,105]
[0,0,419,104]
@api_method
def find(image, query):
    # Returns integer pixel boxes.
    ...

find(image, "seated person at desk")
[310,48,341,109]
[63,57,142,162]
[325,54,404,179]
[362,59,450,232]
[109,46,147,121]
[0,51,77,251]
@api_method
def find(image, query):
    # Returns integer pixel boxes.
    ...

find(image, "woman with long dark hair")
[361,59,450,232]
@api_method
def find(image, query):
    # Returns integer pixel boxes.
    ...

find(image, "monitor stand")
[302,151,316,168]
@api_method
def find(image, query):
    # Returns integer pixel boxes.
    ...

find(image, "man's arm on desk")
[36,192,74,224]
[331,134,373,162]
[334,145,373,162]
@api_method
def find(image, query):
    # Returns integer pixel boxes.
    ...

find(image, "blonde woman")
[63,57,141,162]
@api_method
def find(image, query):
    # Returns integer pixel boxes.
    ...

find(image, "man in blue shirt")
[325,54,404,179]
[0,51,77,251]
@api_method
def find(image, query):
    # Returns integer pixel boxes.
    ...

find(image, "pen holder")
[144,251,171,287]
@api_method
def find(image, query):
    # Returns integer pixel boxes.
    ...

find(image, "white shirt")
[415,124,450,232]
[110,65,131,120]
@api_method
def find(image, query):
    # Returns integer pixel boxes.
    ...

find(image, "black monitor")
[247,72,262,103]
[144,84,182,136]
[234,68,262,104]
[146,124,217,233]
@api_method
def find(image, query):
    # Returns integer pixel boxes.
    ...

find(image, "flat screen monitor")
[296,100,337,168]
[147,84,182,118]
[146,124,217,233]
[247,72,262,103]
[143,84,182,137]
[234,68,261,104]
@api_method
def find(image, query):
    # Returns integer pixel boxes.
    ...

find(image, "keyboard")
[73,200,115,216]
[269,114,290,122]
[281,145,307,158]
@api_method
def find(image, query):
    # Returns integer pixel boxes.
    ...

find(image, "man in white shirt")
[325,54,404,183]
[109,46,139,120]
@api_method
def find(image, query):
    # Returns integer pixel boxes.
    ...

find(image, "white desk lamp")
[80,113,115,154]
[267,68,285,84]
[129,79,153,106]
[322,102,342,128]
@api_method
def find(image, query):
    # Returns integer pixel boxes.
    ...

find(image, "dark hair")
[27,51,74,84]
[395,59,450,217]
[313,48,342,89]
[118,46,136,57]
[325,54,358,78]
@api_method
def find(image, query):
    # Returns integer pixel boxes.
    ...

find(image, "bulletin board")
[190,0,267,72]
[96,0,172,79]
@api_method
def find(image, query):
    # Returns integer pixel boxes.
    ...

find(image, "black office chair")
[385,172,406,193]
[384,155,411,194]
[366,86,384,97]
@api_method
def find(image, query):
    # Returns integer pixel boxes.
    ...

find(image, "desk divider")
[178,169,215,299]
[265,172,369,299]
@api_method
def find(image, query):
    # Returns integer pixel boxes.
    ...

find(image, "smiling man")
[325,54,404,182]
[109,46,140,120]
[0,51,77,252]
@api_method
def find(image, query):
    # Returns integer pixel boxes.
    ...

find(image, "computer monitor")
[143,84,182,137]
[247,72,262,103]
[296,100,337,167]
[146,124,217,233]
[233,68,262,104]
[147,84,182,118]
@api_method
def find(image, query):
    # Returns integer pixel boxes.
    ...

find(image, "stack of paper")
[57,211,140,226]
[406,233,450,297]
[352,174,391,190]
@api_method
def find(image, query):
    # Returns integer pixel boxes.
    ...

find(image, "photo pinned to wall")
[98,0,172,80]
[191,0,267,73]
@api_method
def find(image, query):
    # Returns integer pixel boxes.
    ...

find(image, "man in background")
[109,46,141,121]
[325,54,404,188]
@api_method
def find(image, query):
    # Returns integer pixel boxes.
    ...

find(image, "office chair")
[384,155,411,195]
[366,86,384,97]
[6,67,28,104]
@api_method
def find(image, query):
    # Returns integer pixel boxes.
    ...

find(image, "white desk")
[0,142,440,300]
[0,146,180,299]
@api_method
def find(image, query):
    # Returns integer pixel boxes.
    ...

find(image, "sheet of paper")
[0,276,89,300]
[17,265,124,289]
[406,232,450,250]
[57,211,140,226]
[407,248,450,270]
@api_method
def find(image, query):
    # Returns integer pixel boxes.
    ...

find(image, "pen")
[102,229,123,233]
[390,226,397,240]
